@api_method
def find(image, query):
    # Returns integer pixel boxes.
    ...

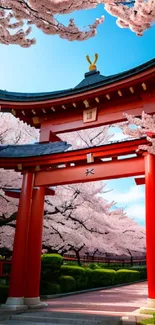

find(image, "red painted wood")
[8,173,34,298]
[0,138,149,170]
[35,157,144,187]
[145,154,155,299]
[4,190,20,199]
[1,66,155,112]
[135,177,145,185]
[4,187,55,199]
[39,99,145,139]
[45,187,55,196]
[1,68,155,133]
[24,187,45,298]
[0,262,3,277]
[39,98,155,139]
[40,130,62,143]
[49,131,61,142]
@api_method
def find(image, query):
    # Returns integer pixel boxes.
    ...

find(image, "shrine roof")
[0,58,155,102]
[0,137,148,171]
[2,187,55,197]
[2,188,25,193]
[0,141,70,158]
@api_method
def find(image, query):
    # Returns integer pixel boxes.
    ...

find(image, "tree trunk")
[76,250,81,266]
[130,255,133,267]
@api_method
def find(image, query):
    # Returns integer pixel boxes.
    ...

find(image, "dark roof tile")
[75,69,107,89]
[0,141,71,158]
[0,58,155,103]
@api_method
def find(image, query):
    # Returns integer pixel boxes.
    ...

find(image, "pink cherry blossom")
[0,1,154,47]
[120,112,155,154]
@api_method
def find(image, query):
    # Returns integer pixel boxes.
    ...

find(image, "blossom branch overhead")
[120,112,155,155]
[0,0,154,47]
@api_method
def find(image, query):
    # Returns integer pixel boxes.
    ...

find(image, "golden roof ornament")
[86,53,98,71]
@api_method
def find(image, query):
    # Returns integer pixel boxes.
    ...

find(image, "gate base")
[1,297,28,310]
[24,297,48,309]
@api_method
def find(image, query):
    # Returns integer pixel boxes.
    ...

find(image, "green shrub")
[140,316,155,324]
[41,254,63,282]
[130,266,147,280]
[59,265,142,292]
[115,269,140,284]
[59,276,76,293]
[0,276,9,285]
[84,268,93,288]
[60,266,87,290]
[40,281,60,295]
[2,263,11,275]
[97,263,130,270]
[41,254,63,269]
[88,263,101,270]
[61,265,84,275]
[91,269,116,288]
[41,268,60,282]
[63,261,83,266]
[0,284,9,303]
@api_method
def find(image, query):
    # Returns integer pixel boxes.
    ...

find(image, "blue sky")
[104,127,145,226]
[1,4,155,226]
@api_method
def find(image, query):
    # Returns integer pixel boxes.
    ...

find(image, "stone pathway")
[0,282,149,324]
[43,282,148,316]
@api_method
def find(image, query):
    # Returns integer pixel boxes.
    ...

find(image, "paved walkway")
[43,282,148,317]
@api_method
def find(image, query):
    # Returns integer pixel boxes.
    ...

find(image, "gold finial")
[86,53,98,71]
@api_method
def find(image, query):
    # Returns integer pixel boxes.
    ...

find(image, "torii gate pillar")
[143,154,155,310]
[4,173,34,309]
[24,186,47,308]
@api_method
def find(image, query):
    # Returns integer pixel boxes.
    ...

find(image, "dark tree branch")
[0,212,17,226]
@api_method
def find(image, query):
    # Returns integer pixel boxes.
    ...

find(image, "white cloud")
[110,132,129,142]
[101,184,145,225]
[103,185,145,204]
[125,204,145,224]
[109,126,129,142]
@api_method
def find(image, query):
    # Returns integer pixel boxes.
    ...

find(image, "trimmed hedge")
[59,276,76,293]
[85,268,93,288]
[115,269,140,284]
[130,266,147,280]
[88,263,101,270]
[91,269,116,288]
[41,254,63,282]
[41,254,63,269]
[40,281,60,295]
[97,263,133,271]
[60,265,87,290]
[61,265,85,276]
[60,266,141,291]
[0,284,9,304]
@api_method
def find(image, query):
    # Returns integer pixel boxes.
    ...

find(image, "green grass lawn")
[140,318,155,325]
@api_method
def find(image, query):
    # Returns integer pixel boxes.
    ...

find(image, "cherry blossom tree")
[0,113,38,255]
[43,184,146,263]
[0,113,38,144]
[0,113,38,228]
[121,111,155,154]
[104,0,155,37]
[0,112,146,261]
[0,1,154,47]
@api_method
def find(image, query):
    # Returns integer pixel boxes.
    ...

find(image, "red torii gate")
[0,137,154,310]
[1,57,155,310]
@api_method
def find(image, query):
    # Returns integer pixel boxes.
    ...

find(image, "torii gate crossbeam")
[35,157,144,187]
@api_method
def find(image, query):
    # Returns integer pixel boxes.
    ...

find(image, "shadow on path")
[42,282,148,316]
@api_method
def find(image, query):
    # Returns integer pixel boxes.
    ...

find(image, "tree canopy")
[0,1,154,47]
